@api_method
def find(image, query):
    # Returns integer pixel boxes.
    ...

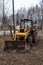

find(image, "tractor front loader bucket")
[4,40,28,51]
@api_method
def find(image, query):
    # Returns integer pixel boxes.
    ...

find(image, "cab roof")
[21,19,33,22]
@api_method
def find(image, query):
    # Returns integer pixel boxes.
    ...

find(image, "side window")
[27,21,31,28]
[25,22,27,28]
[21,22,24,28]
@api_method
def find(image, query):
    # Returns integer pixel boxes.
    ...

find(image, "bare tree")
[0,0,12,36]
[2,0,9,35]
[16,12,20,25]
[39,0,43,29]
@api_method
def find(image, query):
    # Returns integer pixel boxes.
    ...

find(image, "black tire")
[32,31,37,43]
[26,36,33,47]
[26,36,29,43]
[29,36,33,47]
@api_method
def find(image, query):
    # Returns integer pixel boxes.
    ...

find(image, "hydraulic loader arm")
[13,29,30,40]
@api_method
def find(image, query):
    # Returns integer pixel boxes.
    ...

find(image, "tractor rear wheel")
[29,36,33,47]
[32,31,37,43]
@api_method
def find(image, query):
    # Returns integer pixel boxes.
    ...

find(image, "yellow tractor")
[4,19,37,51]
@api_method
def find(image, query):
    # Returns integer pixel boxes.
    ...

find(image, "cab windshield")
[20,20,31,28]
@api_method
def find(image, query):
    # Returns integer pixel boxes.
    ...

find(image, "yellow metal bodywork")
[13,28,31,40]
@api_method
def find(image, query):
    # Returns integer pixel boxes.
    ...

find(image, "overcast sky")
[14,0,41,12]
[0,0,41,17]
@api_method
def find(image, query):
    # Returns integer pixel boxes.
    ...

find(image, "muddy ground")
[0,30,43,65]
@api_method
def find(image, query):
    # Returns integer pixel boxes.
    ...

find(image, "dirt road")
[0,30,43,65]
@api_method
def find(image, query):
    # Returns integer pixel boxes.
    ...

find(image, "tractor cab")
[19,19,32,32]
